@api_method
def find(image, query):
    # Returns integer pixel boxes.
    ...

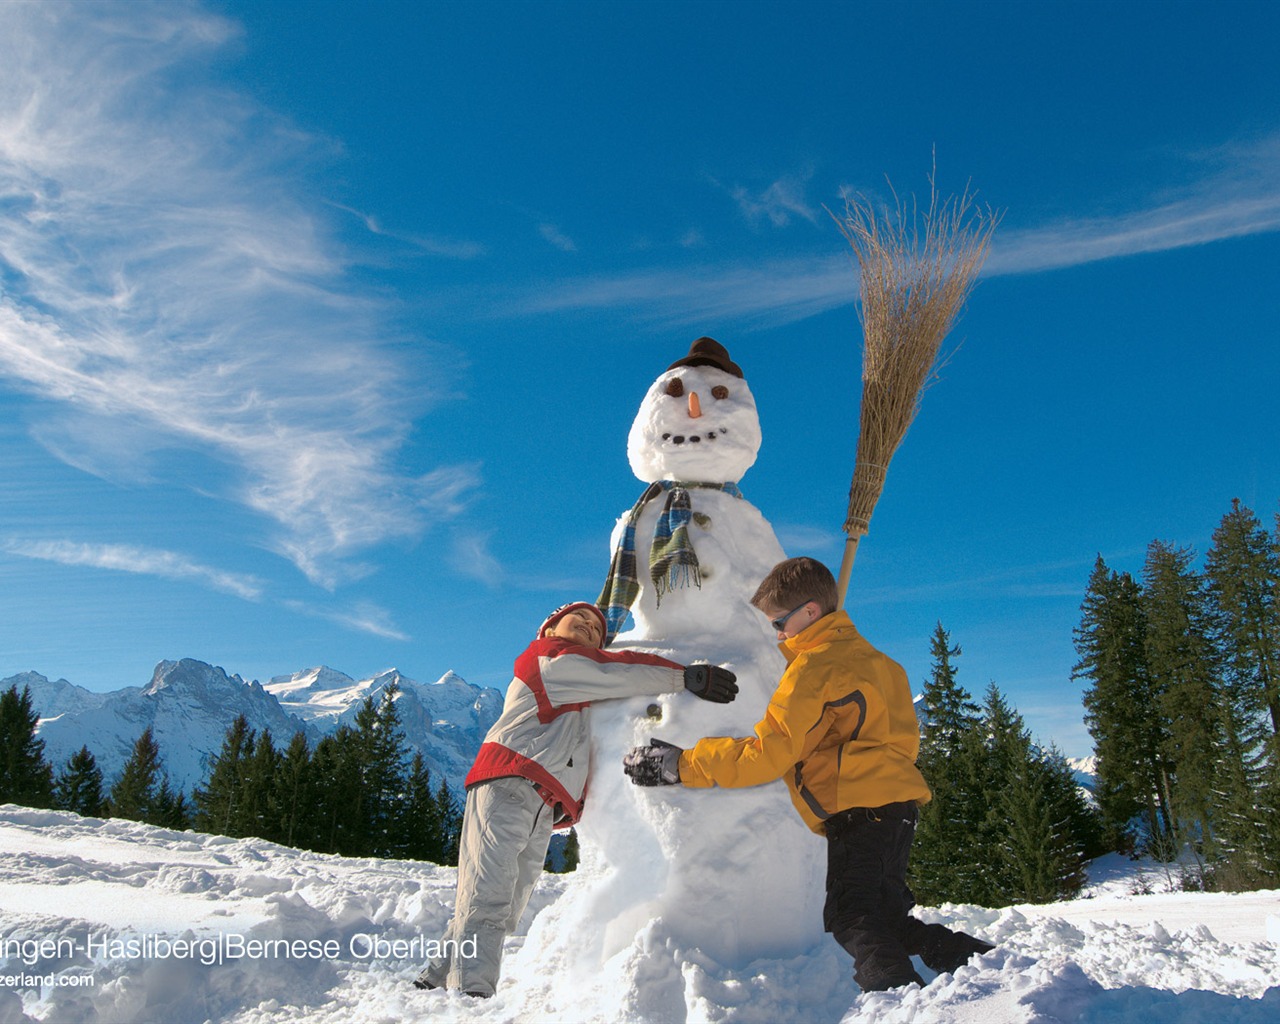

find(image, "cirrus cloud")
[508,136,1280,328]
[0,1,477,588]
[3,538,264,601]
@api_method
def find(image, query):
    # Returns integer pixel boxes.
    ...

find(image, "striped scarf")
[596,480,744,643]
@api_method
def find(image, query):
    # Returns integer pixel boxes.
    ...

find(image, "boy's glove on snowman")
[683,664,738,703]
[623,738,684,786]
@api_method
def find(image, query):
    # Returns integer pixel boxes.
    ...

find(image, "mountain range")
[5,659,504,796]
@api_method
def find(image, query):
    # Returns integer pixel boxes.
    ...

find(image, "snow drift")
[2,806,1278,1023]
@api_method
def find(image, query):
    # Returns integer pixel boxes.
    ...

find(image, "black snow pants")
[823,801,992,992]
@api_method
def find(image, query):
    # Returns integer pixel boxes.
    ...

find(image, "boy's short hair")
[751,557,838,616]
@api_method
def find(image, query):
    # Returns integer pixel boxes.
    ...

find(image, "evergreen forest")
[1072,498,1280,891]
[909,622,1104,906]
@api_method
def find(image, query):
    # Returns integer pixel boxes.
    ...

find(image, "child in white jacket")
[415,601,736,998]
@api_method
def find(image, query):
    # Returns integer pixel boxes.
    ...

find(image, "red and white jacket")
[465,637,685,827]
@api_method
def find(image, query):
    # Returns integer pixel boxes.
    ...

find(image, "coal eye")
[711,385,729,400]
[665,378,685,398]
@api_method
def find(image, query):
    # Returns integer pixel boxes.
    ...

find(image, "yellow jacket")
[678,610,932,833]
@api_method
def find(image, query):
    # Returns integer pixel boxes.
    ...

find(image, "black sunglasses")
[770,601,813,633]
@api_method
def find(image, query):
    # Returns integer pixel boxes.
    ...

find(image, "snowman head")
[627,338,762,484]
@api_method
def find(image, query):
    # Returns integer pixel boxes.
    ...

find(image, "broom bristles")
[833,172,999,536]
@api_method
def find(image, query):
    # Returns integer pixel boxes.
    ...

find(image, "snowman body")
[520,354,827,988]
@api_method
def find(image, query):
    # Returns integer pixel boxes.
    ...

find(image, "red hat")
[666,336,743,379]
[538,602,609,646]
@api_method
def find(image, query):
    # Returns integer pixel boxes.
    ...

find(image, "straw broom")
[831,173,999,604]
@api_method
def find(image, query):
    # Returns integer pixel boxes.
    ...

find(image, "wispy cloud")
[281,598,410,642]
[987,190,1280,276]
[511,256,857,328]
[511,135,1280,327]
[3,538,264,601]
[442,528,611,594]
[724,172,819,228]
[1,534,412,640]
[773,523,847,556]
[849,555,1096,607]
[329,201,487,260]
[0,2,476,587]
[447,529,506,585]
[539,223,578,252]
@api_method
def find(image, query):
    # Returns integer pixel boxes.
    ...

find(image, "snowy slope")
[8,660,502,796]
[1,805,1277,1024]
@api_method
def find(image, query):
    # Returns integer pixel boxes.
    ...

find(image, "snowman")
[511,339,827,1010]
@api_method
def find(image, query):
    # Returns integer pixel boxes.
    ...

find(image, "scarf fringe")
[652,559,702,602]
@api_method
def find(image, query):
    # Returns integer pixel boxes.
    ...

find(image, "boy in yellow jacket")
[623,556,994,992]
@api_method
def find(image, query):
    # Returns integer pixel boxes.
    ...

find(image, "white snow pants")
[419,776,556,997]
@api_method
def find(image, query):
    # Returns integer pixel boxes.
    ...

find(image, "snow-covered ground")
[1,806,1277,1023]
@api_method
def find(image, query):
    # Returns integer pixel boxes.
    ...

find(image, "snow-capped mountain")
[263,665,503,793]
[15,660,317,796]
[3,670,114,719]
[1067,755,1099,802]
[7,659,502,796]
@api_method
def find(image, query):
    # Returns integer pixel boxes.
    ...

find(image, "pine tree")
[1205,500,1280,737]
[0,684,54,808]
[274,732,314,849]
[311,727,362,855]
[998,763,1090,904]
[977,685,1091,905]
[911,622,984,905]
[1143,539,1224,861]
[397,751,443,862]
[1074,556,1173,850]
[109,727,165,823]
[1203,500,1280,887]
[1252,752,1280,885]
[560,828,580,872]
[238,729,280,841]
[1041,745,1106,864]
[351,685,410,857]
[999,760,1065,903]
[54,746,106,817]
[194,715,255,837]
[434,778,463,866]
[151,777,192,830]
[971,684,1029,903]
[928,723,995,904]
[919,622,981,764]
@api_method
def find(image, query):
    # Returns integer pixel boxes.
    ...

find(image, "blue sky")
[2,0,1278,760]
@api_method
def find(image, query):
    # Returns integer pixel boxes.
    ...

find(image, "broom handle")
[835,532,862,607]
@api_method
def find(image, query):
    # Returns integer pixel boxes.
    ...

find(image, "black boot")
[920,929,995,975]
[836,930,925,992]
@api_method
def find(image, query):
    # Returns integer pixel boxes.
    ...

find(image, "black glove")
[683,664,738,703]
[623,738,684,786]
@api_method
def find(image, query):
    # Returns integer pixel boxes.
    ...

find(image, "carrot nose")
[688,391,702,419]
